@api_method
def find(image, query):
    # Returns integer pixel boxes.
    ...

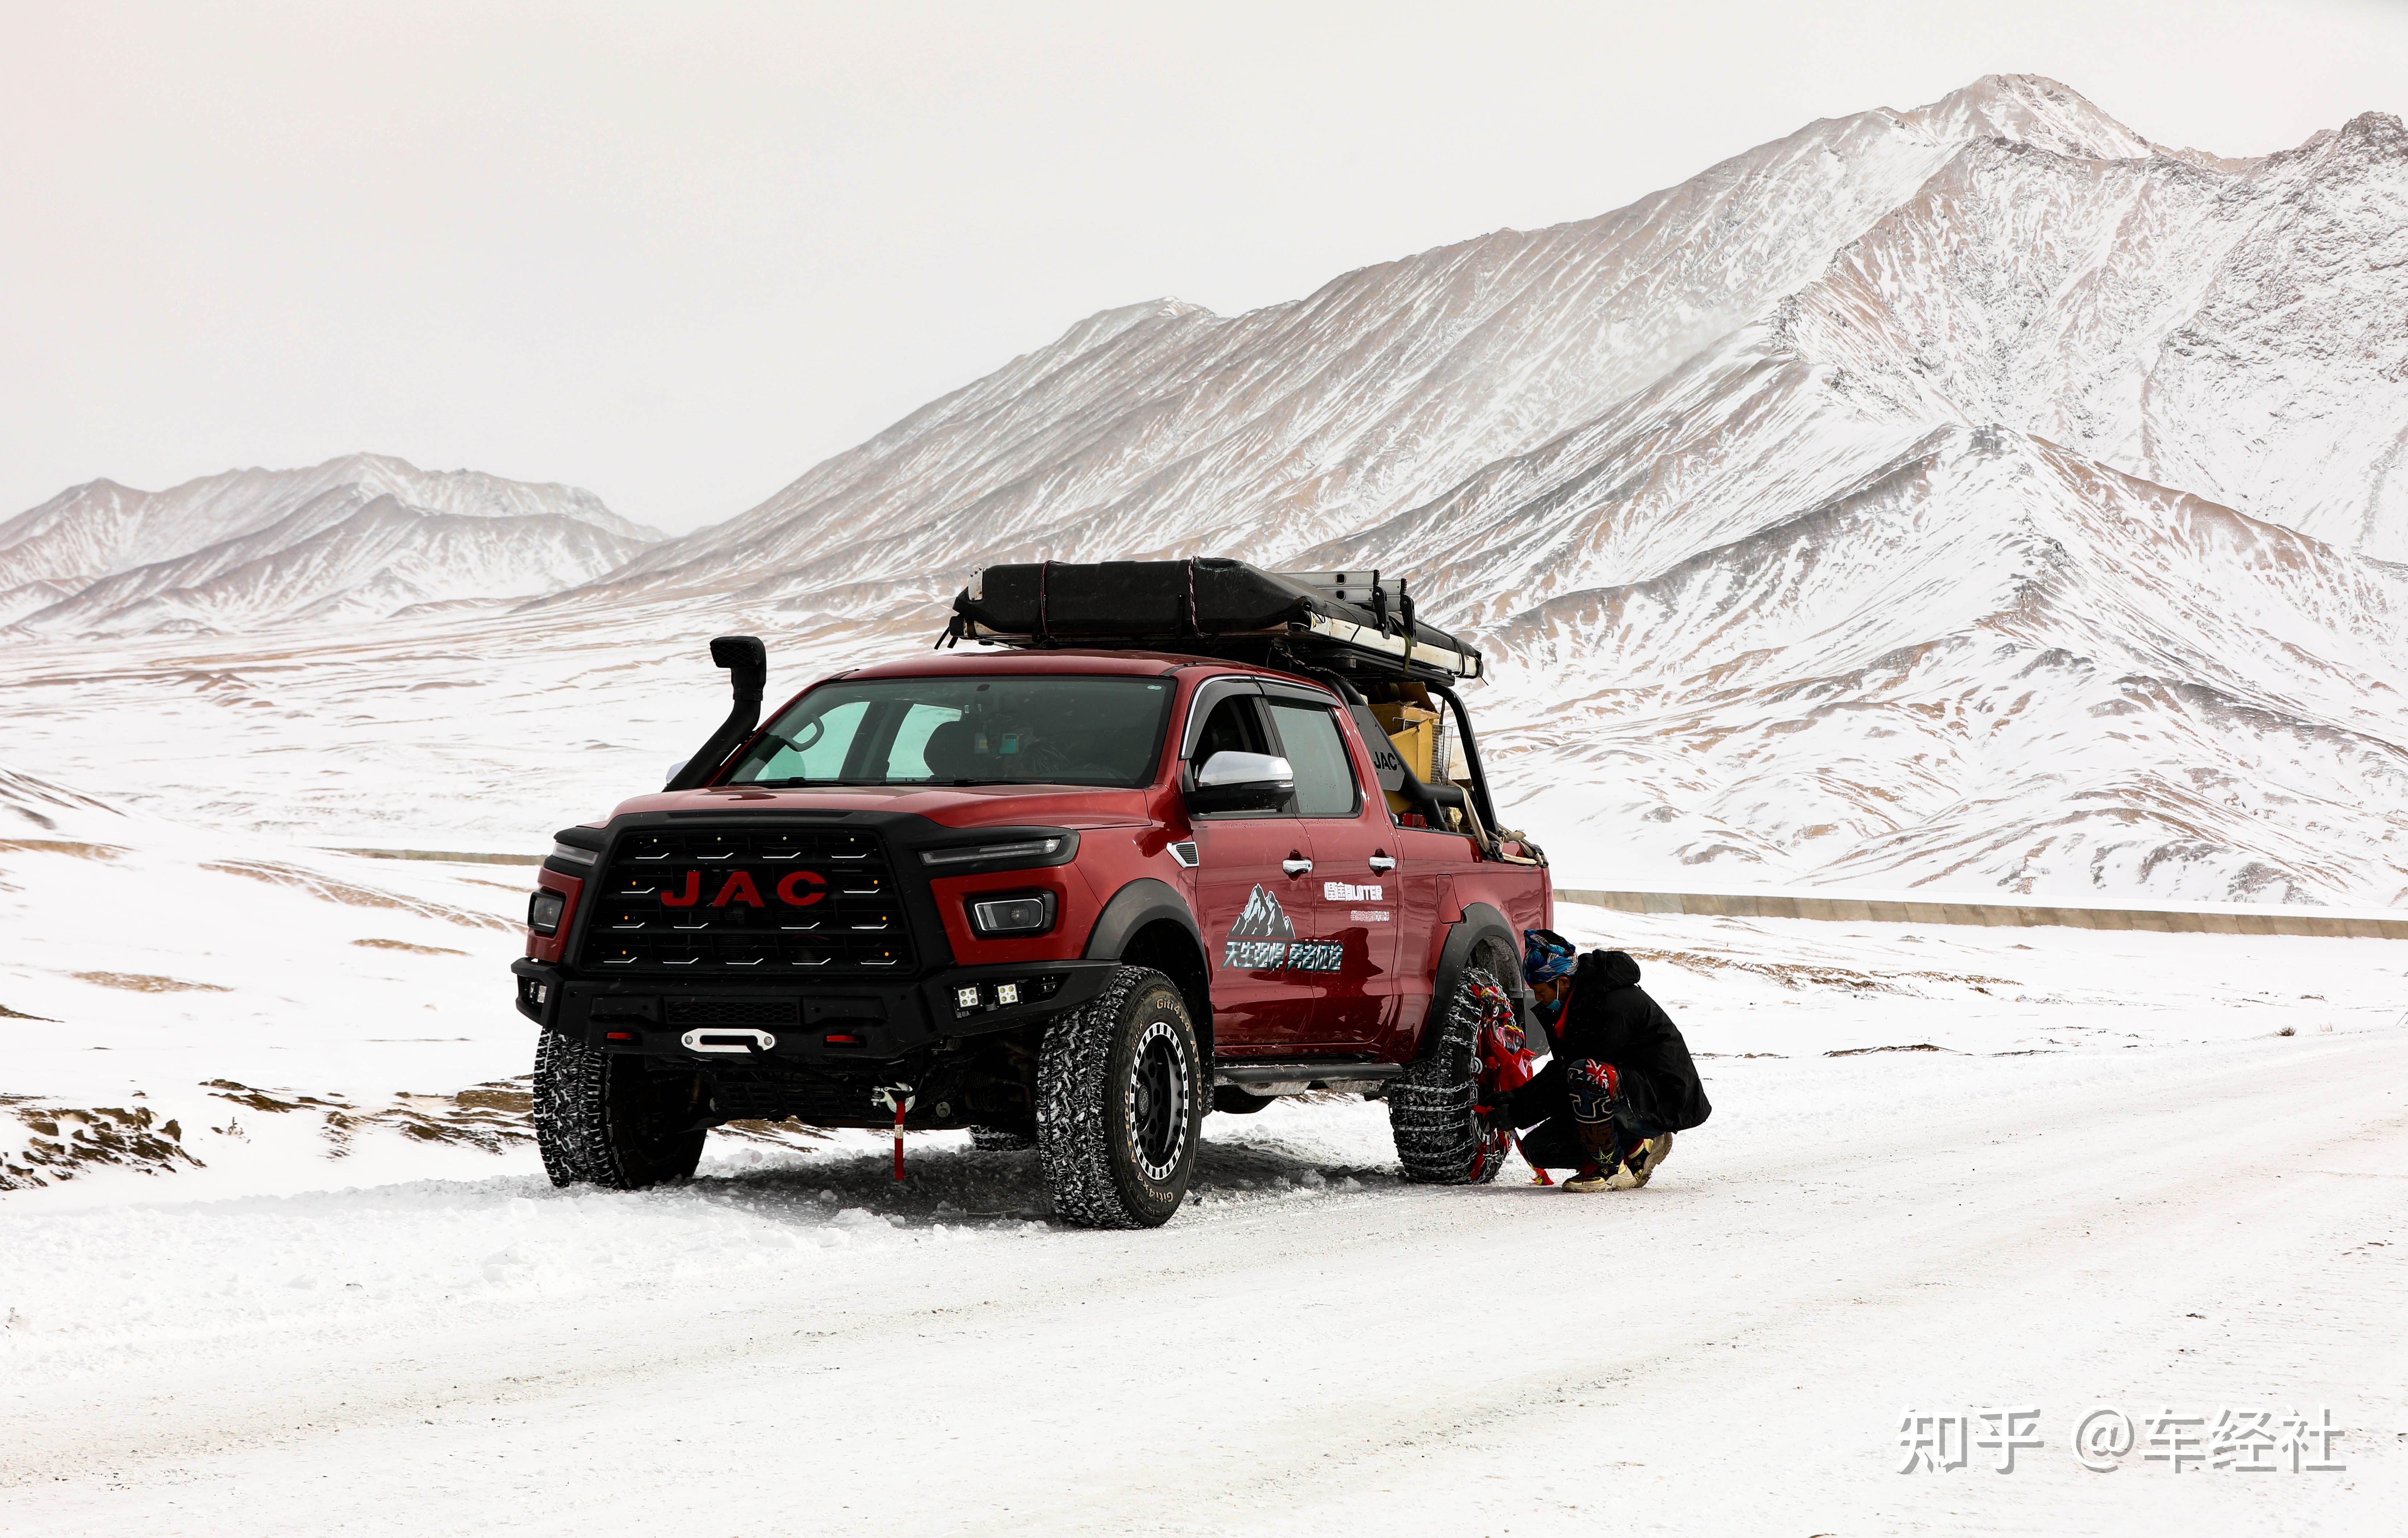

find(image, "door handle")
[1282,856,1313,877]
[1367,853,1396,872]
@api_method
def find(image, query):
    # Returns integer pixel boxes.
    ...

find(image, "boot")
[1625,1132,1673,1187]
[1563,1157,1624,1193]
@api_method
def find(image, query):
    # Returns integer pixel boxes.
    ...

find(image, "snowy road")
[6,1020,2402,1535]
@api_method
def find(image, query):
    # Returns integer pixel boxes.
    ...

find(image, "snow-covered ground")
[6,900,2401,1533]
[4,69,2404,1533]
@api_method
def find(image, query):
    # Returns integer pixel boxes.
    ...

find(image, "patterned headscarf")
[1522,928,1577,985]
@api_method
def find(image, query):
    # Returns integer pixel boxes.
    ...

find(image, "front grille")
[665,998,800,1028]
[575,826,916,975]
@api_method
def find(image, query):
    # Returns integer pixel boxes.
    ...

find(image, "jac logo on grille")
[659,870,828,908]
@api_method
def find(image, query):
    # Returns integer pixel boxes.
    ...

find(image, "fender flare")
[1423,901,1525,1056]
[1081,877,1202,963]
[1082,877,1213,1056]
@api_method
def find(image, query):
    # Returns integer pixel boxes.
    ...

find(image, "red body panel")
[524,867,584,964]
[539,648,1550,1064]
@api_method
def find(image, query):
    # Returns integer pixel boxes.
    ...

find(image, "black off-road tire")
[1388,959,1512,1185]
[532,1032,708,1191]
[1036,966,1202,1229]
[969,1125,1035,1151]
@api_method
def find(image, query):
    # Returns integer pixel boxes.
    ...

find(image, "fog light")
[527,889,567,936]
[955,986,981,1010]
[968,891,1057,936]
[996,982,1021,1005]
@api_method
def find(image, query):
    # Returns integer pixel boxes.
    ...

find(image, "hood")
[1587,950,1643,989]
[603,781,1158,831]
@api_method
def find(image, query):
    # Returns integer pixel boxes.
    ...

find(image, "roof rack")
[939,558,1482,681]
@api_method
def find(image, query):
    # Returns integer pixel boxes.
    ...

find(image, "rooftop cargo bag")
[947,557,1481,681]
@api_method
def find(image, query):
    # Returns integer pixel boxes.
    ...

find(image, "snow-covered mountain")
[4,77,2399,906]
[1,455,659,634]
[1480,426,2408,902]
[532,74,2407,905]
[554,76,2405,616]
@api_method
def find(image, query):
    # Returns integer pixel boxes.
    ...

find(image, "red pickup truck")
[512,560,1551,1227]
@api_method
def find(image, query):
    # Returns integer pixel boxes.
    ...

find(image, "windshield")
[721,675,1175,789]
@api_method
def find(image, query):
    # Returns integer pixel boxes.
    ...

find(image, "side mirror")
[665,757,690,785]
[1187,750,1294,814]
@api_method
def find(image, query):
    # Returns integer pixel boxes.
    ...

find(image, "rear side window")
[1266,701,1360,818]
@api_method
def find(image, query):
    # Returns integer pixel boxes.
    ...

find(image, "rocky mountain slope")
[554,76,2405,616]
[533,74,2406,904]
[6,76,2399,906]
[1478,426,2408,901]
[0,455,658,632]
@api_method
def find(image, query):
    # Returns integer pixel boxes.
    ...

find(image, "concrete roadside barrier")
[1552,889,2408,939]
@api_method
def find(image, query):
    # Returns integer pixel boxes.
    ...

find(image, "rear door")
[1182,681,1318,1052]
[1260,692,1399,1050]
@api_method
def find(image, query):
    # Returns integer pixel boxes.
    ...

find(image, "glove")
[1480,1085,1519,1124]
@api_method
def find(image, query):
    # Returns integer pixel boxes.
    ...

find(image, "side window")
[1190,693,1269,766]
[1265,701,1360,818]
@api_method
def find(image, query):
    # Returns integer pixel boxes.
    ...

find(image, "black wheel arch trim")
[1081,877,1202,962]
[1425,901,1525,1055]
[1083,878,1210,1056]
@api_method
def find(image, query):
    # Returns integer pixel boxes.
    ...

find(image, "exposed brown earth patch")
[351,937,471,956]
[4,1078,828,1191]
[200,859,511,931]
[215,1078,540,1156]
[720,1117,834,1146]
[1623,947,2016,993]
[73,971,233,993]
[0,840,127,860]
[2,1102,200,1190]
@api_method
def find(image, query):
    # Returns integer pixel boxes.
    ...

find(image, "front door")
[1185,689,1317,1052]
[1262,695,1400,1050]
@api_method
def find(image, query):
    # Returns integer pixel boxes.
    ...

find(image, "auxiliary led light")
[996,982,1022,1005]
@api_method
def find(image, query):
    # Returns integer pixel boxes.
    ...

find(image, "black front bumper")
[511,956,1118,1063]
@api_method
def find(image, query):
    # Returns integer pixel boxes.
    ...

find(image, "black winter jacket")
[1522,950,1712,1133]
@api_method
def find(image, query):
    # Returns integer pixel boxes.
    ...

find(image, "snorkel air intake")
[662,635,768,792]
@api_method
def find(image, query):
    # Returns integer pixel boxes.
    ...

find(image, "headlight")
[968,891,1057,937]
[918,830,1079,872]
[548,842,598,867]
[528,890,568,936]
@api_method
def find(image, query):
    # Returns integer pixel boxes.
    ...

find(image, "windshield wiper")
[739,776,1080,789]
[746,777,891,788]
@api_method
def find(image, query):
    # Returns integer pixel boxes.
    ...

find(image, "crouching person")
[1490,930,1712,1193]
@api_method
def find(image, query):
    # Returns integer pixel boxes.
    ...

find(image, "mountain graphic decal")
[1229,883,1295,940]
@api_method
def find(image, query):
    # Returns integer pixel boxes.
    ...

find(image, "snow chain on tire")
[1036,965,1202,1228]
[1388,961,1511,1185]
[532,1029,707,1191]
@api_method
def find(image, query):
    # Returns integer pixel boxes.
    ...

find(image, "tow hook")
[873,1085,916,1183]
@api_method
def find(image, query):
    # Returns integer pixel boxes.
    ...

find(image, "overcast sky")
[6,0,2404,534]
